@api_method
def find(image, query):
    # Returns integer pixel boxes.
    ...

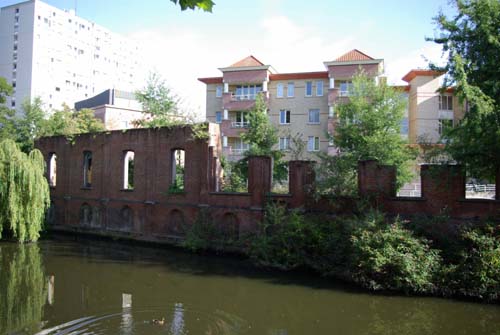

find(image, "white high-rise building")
[0,0,145,113]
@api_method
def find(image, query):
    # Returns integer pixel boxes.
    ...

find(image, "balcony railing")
[223,146,249,156]
[339,90,351,97]
[232,94,258,101]
[231,121,250,128]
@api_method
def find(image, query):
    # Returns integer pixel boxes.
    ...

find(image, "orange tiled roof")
[335,49,374,62]
[402,69,445,82]
[229,55,265,67]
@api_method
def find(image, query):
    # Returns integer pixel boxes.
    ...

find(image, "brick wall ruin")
[36,125,500,244]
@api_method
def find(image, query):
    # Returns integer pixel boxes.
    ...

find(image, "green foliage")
[134,73,179,128]
[239,94,287,183]
[247,202,308,270]
[182,209,237,252]
[221,159,248,192]
[15,98,47,153]
[0,140,50,242]
[429,0,500,179]
[0,79,16,142]
[317,72,417,196]
[350,216,441,293]
[170,0,214,12]
[0,243,47,334]
[440,227,500,301]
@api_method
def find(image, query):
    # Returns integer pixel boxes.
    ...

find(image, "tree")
[240,94,287,183]
[428,0,500,180]
[171,0,215,11]
[0,139,50,242]
[134,73,180,128]
[0,78,15,142]
[317,72,417,196]
[15,97,45,153]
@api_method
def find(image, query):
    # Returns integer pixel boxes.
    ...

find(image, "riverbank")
[46,205,500,304]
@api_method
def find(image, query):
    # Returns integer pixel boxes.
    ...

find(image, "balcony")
[231,121,250,128]
[222,146,248,161]
[328,88,350,105]
[223,91,268,111]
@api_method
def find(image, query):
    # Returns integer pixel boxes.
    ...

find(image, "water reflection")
[2,238,500,335]
[0,243,47,334]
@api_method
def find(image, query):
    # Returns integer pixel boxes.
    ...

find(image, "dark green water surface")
[1,235,499,335]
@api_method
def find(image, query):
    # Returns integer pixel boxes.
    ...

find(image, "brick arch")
[120,205,134,231]
[79,203,92,226]
[167,208,186,236]
[219,212,240,241]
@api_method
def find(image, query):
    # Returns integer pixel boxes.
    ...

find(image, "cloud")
[385,42,447,85]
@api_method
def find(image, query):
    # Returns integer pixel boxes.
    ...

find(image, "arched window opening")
[123,151,135,190]
[170,149,185,193]
[49,153,57,187]
[83,151,92,187]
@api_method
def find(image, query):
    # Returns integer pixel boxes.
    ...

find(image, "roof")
[402,69,445,82]
[335,49,374,62]
[270,71,329,80]
[229,55,265,68]
[197,77,223,84]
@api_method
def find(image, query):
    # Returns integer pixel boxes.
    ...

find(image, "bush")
[441,228,500,301]
[350,216,441,294]
[247,202,308,270]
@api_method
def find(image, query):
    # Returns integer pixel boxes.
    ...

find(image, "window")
[279,137,290,151]
[83,151,92,187]
[15,8,19,13]
[439,95,453,111]
[49,153,57,187]
[11,101,15,107]
[308,109,320,124]
[316,81,324,96]
[307,136,320,151]
[171,149,185,192]
[277,83,284,98]
[215,111,222,123]
[279,110,290,124]
[339,82,353,96]
[287,82,294,97]
[55,87,60,92]
[12,82,16,88]
[234,85,262,100]
[305,81,313,97]
[234,111,249,128]
[123,151,134,190]
[438,119,453,136]
[401,117,409,137]
[216,85,222,97]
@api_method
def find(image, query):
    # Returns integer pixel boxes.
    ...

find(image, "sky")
[1,0,456,118]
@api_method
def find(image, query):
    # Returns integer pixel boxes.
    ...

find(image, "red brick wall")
[36,128,499,245]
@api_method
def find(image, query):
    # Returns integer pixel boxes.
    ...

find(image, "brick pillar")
[421,164,464,214]
[289,160,315,208]
[358,160,396,198]
[248,156,272,209]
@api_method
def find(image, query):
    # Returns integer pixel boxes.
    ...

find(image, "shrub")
[247,202,308,270]
[350,217,441,294]
[441,229,500,301]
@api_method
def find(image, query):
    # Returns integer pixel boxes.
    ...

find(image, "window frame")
[287,82,294,98]
[279,137,290,151]
[307,136,320,152]
[279,109,291,125]
[215,111,222,124]
[305,81,313,97]
[308,109,320,124]
[216,85,223,98]
[277,83,284,98]
[316,81,324,96]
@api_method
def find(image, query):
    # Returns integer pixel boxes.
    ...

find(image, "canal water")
[1,236,499,335]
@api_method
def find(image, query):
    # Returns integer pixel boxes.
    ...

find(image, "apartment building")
[0,0,145,113]
[198,49,385,161]
[402,69,465,144]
